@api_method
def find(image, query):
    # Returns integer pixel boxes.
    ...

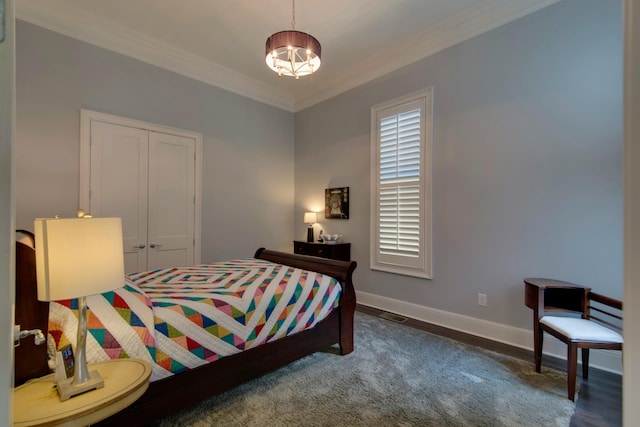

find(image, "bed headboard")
[14,230,50,385]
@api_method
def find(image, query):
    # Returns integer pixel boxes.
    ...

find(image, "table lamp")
[35,215,124,401]
[304,212,317,243]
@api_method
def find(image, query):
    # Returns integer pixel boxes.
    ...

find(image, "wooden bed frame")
[14,237,357,427]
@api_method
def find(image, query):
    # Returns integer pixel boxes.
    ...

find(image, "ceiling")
[16,0,558,112]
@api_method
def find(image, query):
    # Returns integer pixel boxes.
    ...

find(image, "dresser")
[293,240,351,261]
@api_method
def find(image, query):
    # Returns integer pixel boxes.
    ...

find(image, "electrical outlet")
[478,293,487,307]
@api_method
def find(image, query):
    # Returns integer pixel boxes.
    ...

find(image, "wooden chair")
[524,278,623,401]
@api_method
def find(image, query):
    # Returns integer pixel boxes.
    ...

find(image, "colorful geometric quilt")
[49,258,342,381]
[49,281,158,375]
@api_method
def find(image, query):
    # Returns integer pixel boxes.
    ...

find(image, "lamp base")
[56,369,104,401]
[307,226,314,243]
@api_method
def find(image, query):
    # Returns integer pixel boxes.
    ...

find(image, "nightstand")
[293,240,351,261]
[14,359,151,427]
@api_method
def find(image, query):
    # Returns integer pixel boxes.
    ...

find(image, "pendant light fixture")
[265,0,321,79]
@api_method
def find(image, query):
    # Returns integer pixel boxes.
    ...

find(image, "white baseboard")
[356,290,622,375]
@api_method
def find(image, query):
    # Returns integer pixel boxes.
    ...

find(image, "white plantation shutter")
[371,90,432,278]
[379,110,421,258]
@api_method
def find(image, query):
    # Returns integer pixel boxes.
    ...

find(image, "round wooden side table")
[14,358,151,427]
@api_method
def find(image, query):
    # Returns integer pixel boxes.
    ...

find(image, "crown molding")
[17,0,558,113]
[294,0,560,111]
[16,1,296,112]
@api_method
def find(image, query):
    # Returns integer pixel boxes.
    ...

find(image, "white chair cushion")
[540,316,623,343]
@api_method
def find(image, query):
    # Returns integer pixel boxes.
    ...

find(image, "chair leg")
[534,324,543,373]
[567,343,578,401]
[581,348,590,379]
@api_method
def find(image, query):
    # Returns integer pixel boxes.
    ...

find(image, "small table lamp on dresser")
[34,214,125,401]
[304,212,317,242]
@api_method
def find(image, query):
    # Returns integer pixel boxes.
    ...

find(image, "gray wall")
[0,0,15,424]
[16,21,295,262]
[295,0,623,330]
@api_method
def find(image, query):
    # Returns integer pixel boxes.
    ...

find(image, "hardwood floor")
[356,305,622,427]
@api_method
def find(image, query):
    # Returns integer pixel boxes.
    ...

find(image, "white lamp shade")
[304,212,317,224]
[35,217,125,301]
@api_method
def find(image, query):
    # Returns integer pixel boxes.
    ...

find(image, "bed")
[14,231,357,426]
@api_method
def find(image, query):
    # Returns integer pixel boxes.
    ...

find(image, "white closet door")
[147,131,196,270]
[89,121,149,273]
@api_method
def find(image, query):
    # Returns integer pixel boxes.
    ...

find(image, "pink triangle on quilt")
[104,348,123,359]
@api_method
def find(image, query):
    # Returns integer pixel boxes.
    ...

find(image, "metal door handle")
[150,243,163,248]
[135,243,146,249]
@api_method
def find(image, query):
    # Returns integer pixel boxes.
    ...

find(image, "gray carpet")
[154,312,575,427]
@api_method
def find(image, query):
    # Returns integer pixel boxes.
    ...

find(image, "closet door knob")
[150,243,163,248]
[135,243,146,249]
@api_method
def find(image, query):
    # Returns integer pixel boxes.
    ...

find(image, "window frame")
[370,89,433,279]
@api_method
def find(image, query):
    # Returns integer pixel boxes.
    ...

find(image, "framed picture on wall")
[325,187,349,219]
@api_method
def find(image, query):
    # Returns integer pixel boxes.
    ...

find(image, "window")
[370,89,433,278]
